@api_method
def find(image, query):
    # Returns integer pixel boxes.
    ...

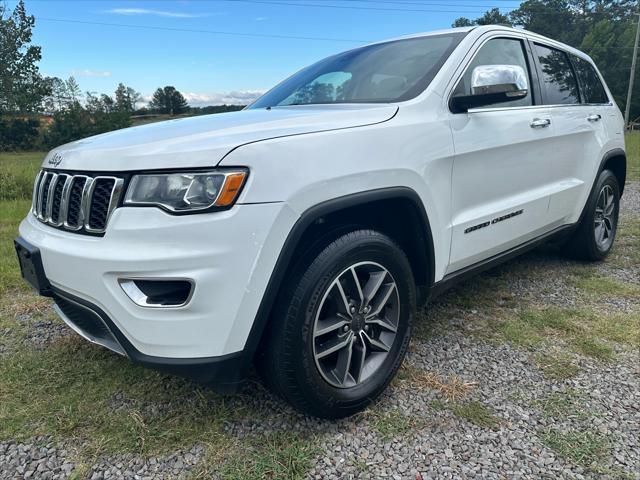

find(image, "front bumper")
[18,202,294,364]
[50,287,246,391]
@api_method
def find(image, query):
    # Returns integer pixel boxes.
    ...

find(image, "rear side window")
[453,37,532,108]
[534,44,580,105]
[571,55,609,104]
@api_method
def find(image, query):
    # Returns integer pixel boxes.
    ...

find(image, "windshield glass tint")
[249,33,466,108]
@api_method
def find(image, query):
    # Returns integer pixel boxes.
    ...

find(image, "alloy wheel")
[594,184,616,250]
[312,261,400,389]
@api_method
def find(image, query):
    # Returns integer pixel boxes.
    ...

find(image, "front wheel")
[259,229,415,418]
[565,169,620,261]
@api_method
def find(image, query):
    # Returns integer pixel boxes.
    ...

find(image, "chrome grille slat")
[58,175,73,226]
[31,170,43,216]
[31,169,123,235]
[44,173,59,222]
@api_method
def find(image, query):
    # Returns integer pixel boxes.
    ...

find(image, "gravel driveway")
[1,182,638,480]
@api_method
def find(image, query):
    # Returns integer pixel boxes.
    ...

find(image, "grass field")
[0,133,638,478]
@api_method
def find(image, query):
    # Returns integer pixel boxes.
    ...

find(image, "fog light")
[119,279,194,307]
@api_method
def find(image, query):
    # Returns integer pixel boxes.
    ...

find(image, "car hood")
[42,104,398,172]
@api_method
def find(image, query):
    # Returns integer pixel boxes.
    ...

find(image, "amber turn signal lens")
[214,172,247,207]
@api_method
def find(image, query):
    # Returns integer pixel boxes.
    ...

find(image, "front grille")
[32,170,123,235]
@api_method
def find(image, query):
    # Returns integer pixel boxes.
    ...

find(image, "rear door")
[530,43,609,224]
[447,35,557,273]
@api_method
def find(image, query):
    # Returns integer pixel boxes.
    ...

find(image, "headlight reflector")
[124,170,247,212]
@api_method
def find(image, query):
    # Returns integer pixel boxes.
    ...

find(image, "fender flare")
[598,148,626,196]
[241,186,436,361]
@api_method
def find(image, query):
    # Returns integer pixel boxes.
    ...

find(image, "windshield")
[249,32,467,109]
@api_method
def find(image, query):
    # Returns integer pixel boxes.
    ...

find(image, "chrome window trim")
[467,102,614,114]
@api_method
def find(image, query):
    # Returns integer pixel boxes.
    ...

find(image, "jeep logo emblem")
[48,153,63,167]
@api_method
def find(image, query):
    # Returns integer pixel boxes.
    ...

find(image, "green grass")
[0,337,256,457]
[537,389,592,420]
[212,433,319,480]
[0,152,44,293]
[536,353,582,380]
[626,131,640,182]
[451,401,499,429]
[368,409,423,440]
[0,152,43,202]
[490,307,637,361]
[568,267,640,298]
[541,428,610,468]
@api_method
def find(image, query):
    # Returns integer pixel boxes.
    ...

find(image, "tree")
[452,7,512,28]
[0,0,50,114]
[114,83,140,113]
[42,76,82,112]
[148,86,189,115]
[452,17,475,28]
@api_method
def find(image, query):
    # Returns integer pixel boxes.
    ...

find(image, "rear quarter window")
[571,55,609,104]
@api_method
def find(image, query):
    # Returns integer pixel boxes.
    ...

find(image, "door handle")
[530,118,551,128]
[587,114,601,122]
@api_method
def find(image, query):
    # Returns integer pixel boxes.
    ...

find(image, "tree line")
[0,1,243,151]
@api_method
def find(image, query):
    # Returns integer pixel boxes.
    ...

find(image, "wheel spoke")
[332,335,354,385]
[365,316,397,333]
[367,283,396,318]
[348,267,364,305]
[596,223,606,244]
[362,270,387,308]
[363,331,391,352]
[333,280,352,317]
[316,331,353,359]
[314,316,349,338]
[350,334,367,383]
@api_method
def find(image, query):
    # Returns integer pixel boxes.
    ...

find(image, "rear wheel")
[259,229,415,418]
[565,169,620,261]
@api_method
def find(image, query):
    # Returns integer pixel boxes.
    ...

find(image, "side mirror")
[450,64,529,113]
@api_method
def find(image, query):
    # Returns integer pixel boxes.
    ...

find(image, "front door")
[447,35,558,273]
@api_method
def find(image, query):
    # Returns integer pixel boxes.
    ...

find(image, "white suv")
[15,26,626,418]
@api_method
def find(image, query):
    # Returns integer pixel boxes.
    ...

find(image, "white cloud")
[182,90,265,106]
[105,8,208,18]
[141,90,264,107]
[255,16,268,21]
[71,69,112,78]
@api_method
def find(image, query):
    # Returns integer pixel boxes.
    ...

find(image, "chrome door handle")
[587,114,601,122]
[530,118,551,128]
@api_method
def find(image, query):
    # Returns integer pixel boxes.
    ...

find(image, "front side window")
[452,37,533,109]
[249,33,466,108]
[534,44,580,105]
[571,55,609,104]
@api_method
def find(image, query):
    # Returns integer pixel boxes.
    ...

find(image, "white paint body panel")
[19,26,625,360]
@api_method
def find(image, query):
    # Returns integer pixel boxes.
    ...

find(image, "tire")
[565,169,620,261]
[259,229,415,418]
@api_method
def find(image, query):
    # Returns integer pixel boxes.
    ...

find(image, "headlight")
[123,169,248,213]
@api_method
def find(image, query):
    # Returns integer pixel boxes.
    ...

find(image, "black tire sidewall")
[585,170,620,259]
[285,231,415,416]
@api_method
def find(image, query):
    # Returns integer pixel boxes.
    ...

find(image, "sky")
[10,0,521,106]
